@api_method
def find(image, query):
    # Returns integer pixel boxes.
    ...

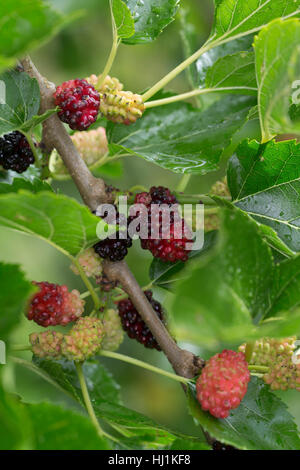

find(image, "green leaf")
[28,358,202,449]
[0,71,40,134]
[108,95,255,175]
[170,207,274,347]
[0,387,32,450]
[228,139,300,253]
[179,8,202,93]
[0,191,105,258]
[0,263,35,343]
[20,108,58,133]
[196,35,254,88]
[149,231,218,290]
[188,378,300,450]
[206,51,257,94]
[122,0,180,44]
[0,70,57,135]
[254,18,300,142]
[27,402,109,450]
[0,0,75,72]
[169,438,210,450]
[112,0,135,39]
[208,0,300,46]
[0,176,52,195]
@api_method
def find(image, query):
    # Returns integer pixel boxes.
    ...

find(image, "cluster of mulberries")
[102,308,124,351]
[70,248,103,278]
[196,350,250,419]
[239,337,300,391]
[117,290,165,350]
[61,317,103,362]
[87,73,145,125]
[27,282,85,327]
[132,186,193,263]
[50,127,108,177]
[0,131,35,173]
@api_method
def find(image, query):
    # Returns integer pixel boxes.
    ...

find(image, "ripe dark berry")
[0,131,35,173]
[196,350,250,419]
[133,187,193,263]
[27,281,84,327]
[117,290,165,350]
[94,238,132,262]
[54,79,100,131]
[93,205,132,262]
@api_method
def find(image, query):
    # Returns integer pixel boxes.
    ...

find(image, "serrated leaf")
[196,35,254,88]
[27,402,109,450]
[112,0,135,39]
[0,0,75,72]
[188,378,300,450]
[0,71,40,134]
[206,51,257,94]
[0,263,35,342]
[208,0,300,46]
[122,0,180,44]
[228,139,300,252]
[108,95,255,175]
[254,18,300,142]
[0,70,57,135]
[0,191,105,258]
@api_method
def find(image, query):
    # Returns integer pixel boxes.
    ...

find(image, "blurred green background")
[1,0,299,440]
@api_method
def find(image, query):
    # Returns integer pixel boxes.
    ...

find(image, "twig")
[21,56,204,379]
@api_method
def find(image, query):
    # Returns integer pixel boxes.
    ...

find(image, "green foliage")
[111,0,135,39]
[0,263,35,343]
[108,95,255,174]
[0,70,56,135]
[254,19,300,141]
[0,190,107,258]
[27,402,109,450]
[0,0,74,72]
[122,0,180,44]
[228,139,300,253]
[208,0,300,44]
[188,378,300,450]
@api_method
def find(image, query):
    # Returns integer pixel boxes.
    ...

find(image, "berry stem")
[99,350,192,384]
[174,193,220,205]
[248,365,269,374]
[96,0,120,89]
[75,361,119,443]
[176,174,191,193]
[142,44,211,102]
[24,132,40,167]
[143,87,257,108]
[73,258,101,310]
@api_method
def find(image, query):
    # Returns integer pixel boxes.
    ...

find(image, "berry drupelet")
[54,79,100,131]
[117,290,165,350]
[0,131,35,173]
